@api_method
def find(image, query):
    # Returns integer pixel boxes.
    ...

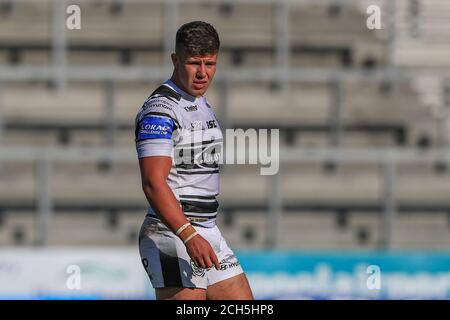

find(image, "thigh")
[156,287,206,300]
[206,273,254,300]
[202,227,253,299]
[202,226,248,293]
[138,217,208,291]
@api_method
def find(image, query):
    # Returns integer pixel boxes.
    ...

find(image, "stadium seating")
[0,0,449,250]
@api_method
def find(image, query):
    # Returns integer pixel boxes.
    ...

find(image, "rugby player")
[135,21,254,300]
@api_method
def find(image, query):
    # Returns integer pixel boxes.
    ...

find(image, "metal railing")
[0,0,449,250]
[1,146,450,249]
[0,0,449,148]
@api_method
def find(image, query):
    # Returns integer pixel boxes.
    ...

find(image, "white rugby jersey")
[135,80,222,228]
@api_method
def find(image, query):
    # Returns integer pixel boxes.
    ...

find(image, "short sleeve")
[135,114,175,158]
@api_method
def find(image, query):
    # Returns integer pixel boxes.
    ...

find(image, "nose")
[197,63,206,78]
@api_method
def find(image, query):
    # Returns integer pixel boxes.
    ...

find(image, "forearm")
[143,181,189,234]
[142,176,219,270]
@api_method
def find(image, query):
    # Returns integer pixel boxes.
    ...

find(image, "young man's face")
[171,52,218,97]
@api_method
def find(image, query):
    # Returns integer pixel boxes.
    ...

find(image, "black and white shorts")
[138,216,244,289]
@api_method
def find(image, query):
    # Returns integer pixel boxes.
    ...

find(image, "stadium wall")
[0,249,449,300]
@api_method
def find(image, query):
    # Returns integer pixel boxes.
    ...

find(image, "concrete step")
[0,161,449,204]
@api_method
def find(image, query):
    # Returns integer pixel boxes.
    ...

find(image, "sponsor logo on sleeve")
[137,116,173,140]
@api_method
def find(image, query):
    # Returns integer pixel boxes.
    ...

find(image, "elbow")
[142,178,165,198]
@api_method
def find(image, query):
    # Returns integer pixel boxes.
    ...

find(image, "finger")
[193,257,203,269]
[203,256,214,269]
[210,251,220,270]
[196,257,206,269]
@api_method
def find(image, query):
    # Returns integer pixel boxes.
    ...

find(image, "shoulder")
[149,84,182,104]
[136,85,182,127]
[142,85,180,115]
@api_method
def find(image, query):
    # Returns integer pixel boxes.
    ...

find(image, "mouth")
[192,81,208,89]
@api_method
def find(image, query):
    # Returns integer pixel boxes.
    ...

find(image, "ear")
[171,53,178,68]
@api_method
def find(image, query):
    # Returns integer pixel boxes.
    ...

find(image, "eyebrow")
[186,59,216,64]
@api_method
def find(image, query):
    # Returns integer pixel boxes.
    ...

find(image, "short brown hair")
[175,21,220,56]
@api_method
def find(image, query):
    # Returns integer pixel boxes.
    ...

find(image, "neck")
[170,74,200,98]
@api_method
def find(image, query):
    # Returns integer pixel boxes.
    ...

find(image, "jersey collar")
[164,79,202,103]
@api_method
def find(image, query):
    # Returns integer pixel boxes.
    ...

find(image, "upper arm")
[135,100,180,186]
[135,99,181,158]
[135,115,175,158]
[139,156,172,186]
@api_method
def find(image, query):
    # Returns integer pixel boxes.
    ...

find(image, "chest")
[179,102,220,131]
[176,101,223,145]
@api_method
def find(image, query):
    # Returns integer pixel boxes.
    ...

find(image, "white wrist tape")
[175,222,191,236]
[183,231,199,244]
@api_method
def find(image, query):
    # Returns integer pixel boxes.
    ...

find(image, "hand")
[184,234,220,270]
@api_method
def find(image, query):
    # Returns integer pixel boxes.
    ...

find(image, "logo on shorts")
[190,260,208,277]
[219,255,240,271]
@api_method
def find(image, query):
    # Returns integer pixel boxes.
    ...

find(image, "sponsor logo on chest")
[184,105,198,112]
[191,120,203,130]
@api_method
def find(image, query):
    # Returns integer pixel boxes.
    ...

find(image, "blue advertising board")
[237,250,450,299]
[1,249,449,300]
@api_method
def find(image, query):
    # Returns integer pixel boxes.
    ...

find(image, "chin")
[191,88,206,97]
